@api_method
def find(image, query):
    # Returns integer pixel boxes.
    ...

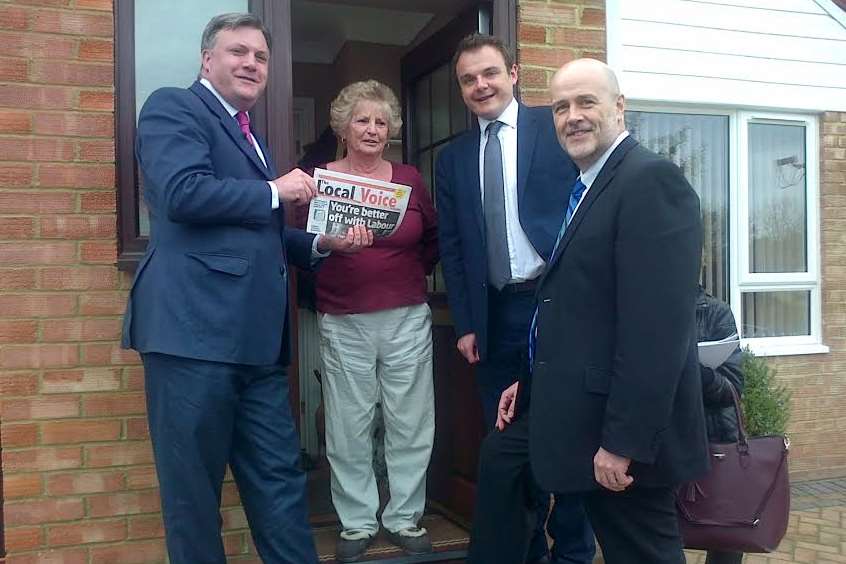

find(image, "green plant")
[739,350,791,436]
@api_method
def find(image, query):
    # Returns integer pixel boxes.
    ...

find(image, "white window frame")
[627,102,828,357]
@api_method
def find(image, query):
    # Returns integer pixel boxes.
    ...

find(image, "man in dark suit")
[468,59,709,564]
[436,34,594,564]
[122,13,369,564]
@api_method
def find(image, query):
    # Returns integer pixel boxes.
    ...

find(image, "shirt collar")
[200,78,241,119]
[580,130,629,188]
[477,97,519,135]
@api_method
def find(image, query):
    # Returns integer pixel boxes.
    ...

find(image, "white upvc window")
[626,105,827,357]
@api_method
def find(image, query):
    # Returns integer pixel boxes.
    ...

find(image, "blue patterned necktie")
[528,177,588,372]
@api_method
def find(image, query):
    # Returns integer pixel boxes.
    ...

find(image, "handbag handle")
[727,383,749,452]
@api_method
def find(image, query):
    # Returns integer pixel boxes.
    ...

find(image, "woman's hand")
[317,224,374,254]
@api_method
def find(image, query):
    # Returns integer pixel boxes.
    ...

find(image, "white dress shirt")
[571,131,630,219]
[477,98,545,282]
[199,78,279,210]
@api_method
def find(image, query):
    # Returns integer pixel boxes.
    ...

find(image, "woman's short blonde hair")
[330,80,403,139]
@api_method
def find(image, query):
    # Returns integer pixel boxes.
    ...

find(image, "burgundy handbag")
[676,386,790,553]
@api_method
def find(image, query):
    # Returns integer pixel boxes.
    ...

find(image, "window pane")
[626,111,730,302]
[134,0,248,237]
[414,76,431,150]
[450,70,468,135]
[748,122,807,273]
[741,291,810,338]
[431,64,451,143]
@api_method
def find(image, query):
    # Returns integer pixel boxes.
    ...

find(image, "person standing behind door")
[121,13,369,564]
[304,80,439,563]
[435,33,594,564]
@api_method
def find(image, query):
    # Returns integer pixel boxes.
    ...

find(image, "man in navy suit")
[435,34,594,564]
[122,13,369,564]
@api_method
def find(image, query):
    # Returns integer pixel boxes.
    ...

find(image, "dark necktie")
[484,120,511,290]
[235,111,254,147]
[528,177,588,371]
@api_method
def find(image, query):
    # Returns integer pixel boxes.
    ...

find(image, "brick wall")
[0,1,254,562]
[513,2,846,480]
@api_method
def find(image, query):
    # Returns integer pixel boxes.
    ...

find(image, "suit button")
[542,298,552,303]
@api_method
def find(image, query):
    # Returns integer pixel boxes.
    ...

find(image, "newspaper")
[305,168,412,238]
[697,333,740,369]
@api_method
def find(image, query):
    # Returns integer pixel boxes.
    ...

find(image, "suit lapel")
[189,81,273,180]
[542,136,639,280]
[459,125,485,239]
[516,104,537,206]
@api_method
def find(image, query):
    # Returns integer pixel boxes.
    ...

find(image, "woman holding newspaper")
[305,80,438,562]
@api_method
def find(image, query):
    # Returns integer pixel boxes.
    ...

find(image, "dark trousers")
[476,288,595,564]
[705,551,744,564]
[142,353,318,564]
[470,414,686,564]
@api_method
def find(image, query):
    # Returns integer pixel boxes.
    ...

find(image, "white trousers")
[319,303,435,534]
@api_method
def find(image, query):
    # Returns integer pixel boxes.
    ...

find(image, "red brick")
[78,89,113,111]
[42,367,122,393]
[0,293,76,317]
[40,215,115,239]
[33,111,113,137]
[31,10,113,37]
[126,417,149,440]
[87,491,160,518]
[0,343,79,369]
[0,162,35,187]
[519,46,576,69]
[5,548,88,564]
[3,473,43,499]
[125,365,145,391]
[2,422,39,447]
[0,319,38,343]
[127,514,164,540]
[221,481,241,507]
[31,60,112,87]
[90,540,166,564]
[0,137,75,162]
[81,240,117,263]
[0,191,76,214]
[222,507,247,530]
[0,55,29,81]
[4,497,85,526]
[0,5,29,31]
[520,2,578,25]
[42,419,122,444]
[551,28,606,50]
[5,525,43,552]
[11,0,72,7]
[0,371,39,395]
[126,466,158,490]
[224,531,246,555]
[87,441,154,468]
[0,109,32,133]
[47,519,127,547]
[0,83,75,110]
[46,470,124,496]
[77,139,115,162]
[79,190,115,213]
[519,24,547,44]
[0,216,35,238]
[2,394,80,420]
[3,446,82,472]
[83,392,146,416]
[580,7,606,28]
[40,266,117,291]
[38,163,115,189]
[79,292,127,315]
[81,343,139,366]
[78,38,113,62]
[76,0,113,10]
[0,31,76,58]
[520,67,550,89]
[0,241,77,265]
[41,317,119,342]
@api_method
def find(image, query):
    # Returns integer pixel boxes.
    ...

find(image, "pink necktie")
[235,111,254,146]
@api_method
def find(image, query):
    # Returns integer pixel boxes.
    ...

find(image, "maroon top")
[311,162,438,315]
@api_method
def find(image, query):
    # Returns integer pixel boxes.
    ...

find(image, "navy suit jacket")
[435,103,577,360]
[528,136,709,492]
[122,81,314,366]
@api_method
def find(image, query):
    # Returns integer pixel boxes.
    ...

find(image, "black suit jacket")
[527,135,709,493]
[435,104,577,359]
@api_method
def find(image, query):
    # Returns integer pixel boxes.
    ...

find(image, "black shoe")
[335,530,375,563]
[384,526,433,555]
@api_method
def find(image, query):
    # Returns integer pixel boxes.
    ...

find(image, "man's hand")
[272,168,317,205]
[457,333,480,364]
[316,225,373,254]
[593,447,634,492]
[495,381,519,431]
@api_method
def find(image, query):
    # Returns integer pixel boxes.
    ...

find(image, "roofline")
[817,0,846,26]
